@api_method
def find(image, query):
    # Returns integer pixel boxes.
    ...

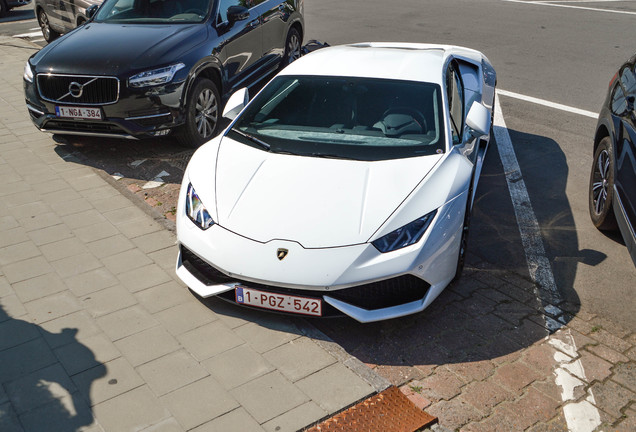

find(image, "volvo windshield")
[94,0,210,24]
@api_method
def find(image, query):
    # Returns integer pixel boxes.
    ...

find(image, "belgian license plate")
[55,106,102,120]
[235,285,322,316]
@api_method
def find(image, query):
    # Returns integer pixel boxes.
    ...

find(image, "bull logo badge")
[277,248,289,261]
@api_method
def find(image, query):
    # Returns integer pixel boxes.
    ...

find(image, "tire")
[38,9,60,43]
[453,198,472,282]
[0,1,8,19]
[281,27,301,68]
[176,78,220,148]
[454,169,477,282]
[589,136,617,231]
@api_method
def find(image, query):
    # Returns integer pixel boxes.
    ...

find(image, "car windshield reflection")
[94,0,210,24]
[231,76,446,161]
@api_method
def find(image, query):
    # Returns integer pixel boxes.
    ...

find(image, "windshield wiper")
[310,153,356,160]
[232,128,271,151]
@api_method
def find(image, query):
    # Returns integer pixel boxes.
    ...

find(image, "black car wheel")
[282,28,301,66]
[177,78,220,148]
[0,0,8,18]
[38,9,60,43]
[454,197,472,281]
[589,136,617,230]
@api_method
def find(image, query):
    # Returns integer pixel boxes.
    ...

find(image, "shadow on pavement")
[199,128,593,387]
[0,305,105,431]
[305,128,589,383]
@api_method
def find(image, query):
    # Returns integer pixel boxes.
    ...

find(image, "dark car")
[0,0,31,18]
[589,53,636,266]
[34,0,103,42]
[24,0,304,146]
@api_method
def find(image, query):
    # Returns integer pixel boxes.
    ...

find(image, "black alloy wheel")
[589,136,617,230]
[38,9,60,42]
[454,170,477,282]
[282,28,301,66]
[177,78,220,148]
[454,200,472,281]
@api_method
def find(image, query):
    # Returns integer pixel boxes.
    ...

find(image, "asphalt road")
[2,0,635,330]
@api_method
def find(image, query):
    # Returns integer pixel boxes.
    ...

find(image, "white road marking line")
[503,0,636,15]
[142,170,170,189]
[494,94,602,431]
[498,89,598,119]
[130,159,146,168]
[549,333,602,432]
[493,94,562,310]
[13,31,43,38]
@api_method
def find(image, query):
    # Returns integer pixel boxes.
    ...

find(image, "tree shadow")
[0,305,105,431]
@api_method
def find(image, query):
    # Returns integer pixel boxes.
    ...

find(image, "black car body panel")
[24,0,304,140]
[592,53,636,265]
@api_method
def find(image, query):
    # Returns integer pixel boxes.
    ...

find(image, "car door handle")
[249,19,259,28]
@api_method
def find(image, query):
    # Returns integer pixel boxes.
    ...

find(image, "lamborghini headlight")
[372,210,437,253]
[185,184,214,230]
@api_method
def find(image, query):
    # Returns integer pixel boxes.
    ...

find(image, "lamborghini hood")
[212,137,443,248]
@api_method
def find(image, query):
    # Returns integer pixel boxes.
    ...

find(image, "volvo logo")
[68,82,84,98]
[276,248,289,261]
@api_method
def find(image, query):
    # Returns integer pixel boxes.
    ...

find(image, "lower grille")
[44,120,124,134]
[180,246,430,311]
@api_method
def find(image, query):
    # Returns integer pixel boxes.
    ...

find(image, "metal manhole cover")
[303,386,437,432]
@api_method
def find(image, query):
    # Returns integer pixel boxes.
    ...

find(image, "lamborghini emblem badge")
[277,248,289,261]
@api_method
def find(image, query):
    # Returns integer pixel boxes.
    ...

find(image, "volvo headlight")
[185,184,214,230]
[372,210,437,253]
[23,61,33,83]
[128,63,185,88]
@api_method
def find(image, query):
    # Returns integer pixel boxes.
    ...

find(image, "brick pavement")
[317,263,636,431]
[0,37,385,432]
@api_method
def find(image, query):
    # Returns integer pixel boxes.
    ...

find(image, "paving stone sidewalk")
[0,37,385,432]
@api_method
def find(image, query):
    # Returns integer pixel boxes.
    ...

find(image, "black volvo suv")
[24,0,304,146]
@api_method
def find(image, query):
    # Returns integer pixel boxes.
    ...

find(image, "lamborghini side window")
[447,63,464,144]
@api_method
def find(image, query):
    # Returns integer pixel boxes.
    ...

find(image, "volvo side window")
[446,62,465,144]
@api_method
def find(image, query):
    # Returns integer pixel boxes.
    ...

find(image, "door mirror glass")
[223,87,250,120]
[466,101,491,138]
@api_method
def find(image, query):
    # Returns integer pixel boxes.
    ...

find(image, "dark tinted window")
[446,63,464,144]
[231,75,445,161]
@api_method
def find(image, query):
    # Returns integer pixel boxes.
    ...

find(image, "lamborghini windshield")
[230,75,445,161]
[94,0,210,24]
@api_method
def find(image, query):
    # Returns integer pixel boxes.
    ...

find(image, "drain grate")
[304,386,437,432]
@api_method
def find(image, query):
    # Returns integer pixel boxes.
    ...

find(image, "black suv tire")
[177,78,220,148]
